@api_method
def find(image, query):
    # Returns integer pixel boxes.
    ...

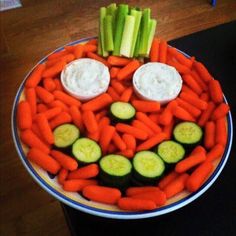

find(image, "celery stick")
[133,28,141,58]
[146,19,157,56]
[104,15,114,51]
[130,9,142,57]
[99,7,108,57]
[120,15,135,57]
[113,4,129,56]
[107,3,117,36]
[139,8,151,56]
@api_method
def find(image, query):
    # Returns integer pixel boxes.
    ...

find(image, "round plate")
[11,37,233,219]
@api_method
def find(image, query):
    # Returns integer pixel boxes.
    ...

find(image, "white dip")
[133,62,182,104]
[61,58,110,100]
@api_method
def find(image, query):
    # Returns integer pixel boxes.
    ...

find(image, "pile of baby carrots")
[17,37,230,211]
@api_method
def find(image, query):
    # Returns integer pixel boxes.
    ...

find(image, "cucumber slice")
[133,151,165,184]
[110,102,136,122]
[53,124,80,148]
[72,138,102,164]
[157,141,185,164]
[173,122,203,145]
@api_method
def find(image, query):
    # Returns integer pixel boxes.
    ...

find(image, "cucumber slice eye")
[110,102,136,121]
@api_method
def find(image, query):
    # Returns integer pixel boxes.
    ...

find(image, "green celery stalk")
[99,7,108,57]
[104,15,114,51]
[113,4,129,56]
[120,15,135,57]
[107,3,117,36]
[146,19,157,57]
[138,8,151,56]
[133,27,141,58]
[130,9,142,57]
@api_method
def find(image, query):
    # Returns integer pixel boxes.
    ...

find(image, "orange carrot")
[53,90,81,107]
[120,87,133,102]
[172,105,196,122]
[36,114,54,144]
[182,74,203,95]
[118,197,156,211]
[49,112,72,130]
[20,129,50,154]
[73,44,84,59]
[158,171,179,189]
[48,50,68,60]
[136,132,167,151]
[150,38,160,62]
[206,144,225,162]
[43,77,56,92]
[163,173,189,198]
[83,44,97,53]
[126,186,160,196]
[163,119,174,140]
[99,125,116,154]
[42,107,62,120]
[132,120,155,138]
[31,122,46,142]
[204,121,215,149]
[64,45,75,52]
[53,79,64,91]
[58,168,68,185]
[17,101,32,130]
[208,79,223,103]
[68,164,99,180]
[42,60,66,78]
[25,64,46,88]
[193,61,213,83]
[46,54,75,67]
[186,161,213,192]
[180,92,208,110]
[190,70,208,92]
[181,84,199,98]
[159,100,178,125]
[117,149,134,158]
[122,134,136,151]
[116,123,148,140]
[110,67,120,79]
[98,116,110,131]
[176,98,201,118]
[200,92,210,102]
[82,110,98,133]
[167,59,190,74]
[107,143,118,153]
[117,60,140,81]
[107,56,131,66]
[25,88,37,116]
[48,100,69,112]
[198,102,216,127]
[87,131,100,142]
[69,105,84,132]
[131,100,160,113]
[50,150,78,171]
[83,185,121,204]
[107,86,120,101]
[136,112,162,133]
[175,152,206,173]
[85,39,98,45]
[190,145,207,156]
[215,118,227,147]
[211,103,230,120]
[63,179,98,192]
[159,40,168,63]
[87,52,110,68]
[95,110,107,122]
[149,113,159,123]
[35,86,54,104]
[27,148,60,174]
[82,93,112,111]
[37,103,48,113]
[112,131,127,151]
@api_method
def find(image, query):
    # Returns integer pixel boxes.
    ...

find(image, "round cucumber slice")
[110,102,136,121]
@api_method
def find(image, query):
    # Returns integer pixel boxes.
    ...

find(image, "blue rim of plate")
[11,37,233,219]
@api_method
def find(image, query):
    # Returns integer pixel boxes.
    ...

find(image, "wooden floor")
[0,0,235,235]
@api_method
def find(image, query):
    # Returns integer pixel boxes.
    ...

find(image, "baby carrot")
[211,103,230,120]
[31,122,46,142]
[37,103,48,113]
[117,60,140,81]
[126,186,160,196]
[50,150,78,171]
[163,173,189,198]
[163,119,174,140]
[149,113,159,123]
[118,197,156,211]
[68,164,99,180]
[215,118,227,147]
[82,110,98,133]
[180,92,208,110]
[42,60,66,78]
[132,120,155,138]
[49,112,72,130]
[150,38,160,62]
[69,106,84,132]
[159,40,167,63]
[63,179,98,192]
[73,44,84,59]
[193,61,213,83]
[107,56,131,66]
[136,132,167,151]
[167,59,190,74]
[181,84,199,98]
[176,98,201,118]
[87,131,100,142]
[182,74,203,95]
[190,70,208,92]
[20,129,50,154]
[25,64,46,88]
[98,116,110,131]
[83,44,97,53]
[175,152,206,173]
[158,171,179,189]
[191,145,207,156]
[42,107,62,120]
[82,93,112,111]
[159,100,178,125]
[95,110,107,122]
[110,67,120,79]
[25,88,37,116]
[117,149,134,158]
[204,121,215,149]
[99,125,116,154]
[83,185,121,205]
[198,102,216,127]
[186,161,213,192]
[35,86,54,104]
[87,52,110,68]
[172,105,196,122]
[36,114,54,144]
[122,134,136,151]
[43,77,56,92]
[17,101,32,130]
[85,39,98,45]
[107,143,118,154]
[48,50,68,60]
[53,90,81,107]
[116,123,148,140]
[206,144,225,162]
[53,79,64,91]
[46,54,75,67]
[112,131,127,151]
[120,87,133,102]
[107,86,120,101]
[111,80,125,94]
[58,168,68,185]
[27,148,60,174]
[209,79,223,103]
[131,100,160,113]
[48,100,69,112]
[200,92,210,102]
